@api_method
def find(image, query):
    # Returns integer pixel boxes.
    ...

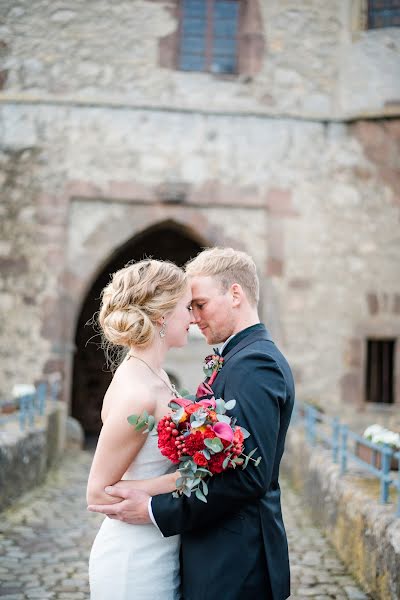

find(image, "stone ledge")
[0,402,66,513]
[281,428,400,600]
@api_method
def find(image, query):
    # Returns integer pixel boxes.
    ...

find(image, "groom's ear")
[230,283,244,307]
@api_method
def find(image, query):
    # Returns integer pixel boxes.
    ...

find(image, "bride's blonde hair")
[99,259,187,350]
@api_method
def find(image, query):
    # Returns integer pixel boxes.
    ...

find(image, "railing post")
[332,417,340,464]
[36,382,47,416]
[51,379,60,402]
[340,425,348,475]
[19,394,28,431]
[396,452,400,518]
[27,393,35,427]
[380,445,392,504]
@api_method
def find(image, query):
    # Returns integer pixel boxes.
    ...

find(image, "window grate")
[365,339,396,403]
[368,0,400,29]
[179,0,239,74]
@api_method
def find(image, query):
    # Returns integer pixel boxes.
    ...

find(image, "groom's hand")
[87,485,151,524]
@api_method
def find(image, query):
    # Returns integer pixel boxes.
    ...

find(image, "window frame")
[367,0,400,29]
[178,0,240,76]
[365,338,396,404]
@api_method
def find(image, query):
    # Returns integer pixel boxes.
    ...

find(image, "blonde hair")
[185,247,259,305]
[99,259,187,349]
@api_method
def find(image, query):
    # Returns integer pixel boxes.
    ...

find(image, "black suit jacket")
[152,324,295,600]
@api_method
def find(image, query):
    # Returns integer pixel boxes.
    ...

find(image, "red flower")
[183,431,206,455]
[193,452,208,467]
[233,427,244,445]
[185,403,201,415]
[208,452,227,474]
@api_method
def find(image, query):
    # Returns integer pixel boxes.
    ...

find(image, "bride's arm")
[86,375,156,506]
[111,471,179,497]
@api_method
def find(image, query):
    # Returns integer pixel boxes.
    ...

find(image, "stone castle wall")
[0,1,399,421]
[0,0,399,118]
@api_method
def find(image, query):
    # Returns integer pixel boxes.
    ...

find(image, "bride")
[87,259,194,599]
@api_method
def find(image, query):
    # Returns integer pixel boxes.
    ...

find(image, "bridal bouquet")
[129,385,261,502]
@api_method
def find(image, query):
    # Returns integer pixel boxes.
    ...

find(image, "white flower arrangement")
[363,424,400,450]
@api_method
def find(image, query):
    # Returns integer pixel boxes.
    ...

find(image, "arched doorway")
[71,220,206,436]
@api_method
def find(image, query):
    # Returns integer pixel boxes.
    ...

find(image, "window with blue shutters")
[179,0,239,74]
[367,0,400,29]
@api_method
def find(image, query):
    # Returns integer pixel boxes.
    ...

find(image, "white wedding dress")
[89,432,181,600]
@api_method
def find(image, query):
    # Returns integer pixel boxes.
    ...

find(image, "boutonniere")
[203,350,224,386]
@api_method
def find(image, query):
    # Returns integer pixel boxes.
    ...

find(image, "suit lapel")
[211,325,273,393]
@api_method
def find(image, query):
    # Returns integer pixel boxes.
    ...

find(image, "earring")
[159,321,167,338]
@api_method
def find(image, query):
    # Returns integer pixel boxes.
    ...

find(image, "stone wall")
[1,102,399,414]
[0,1,399,119]
[0,403,66,512]
[0,1,399,426]
[282,427,400,600]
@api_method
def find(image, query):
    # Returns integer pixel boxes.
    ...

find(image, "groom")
[88,247,295,600]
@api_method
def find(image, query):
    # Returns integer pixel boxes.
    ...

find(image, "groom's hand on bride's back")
[87,484,151,525]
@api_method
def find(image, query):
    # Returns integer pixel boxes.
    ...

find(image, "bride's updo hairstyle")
[99,259,187,349]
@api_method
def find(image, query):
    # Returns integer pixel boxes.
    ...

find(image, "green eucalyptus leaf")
[142,410,149,422]
[204,439,217,452]
[217,414,231,424]
[191,420,206,428]
[195,467,212,476]
[135,420,148,432]
[127,414,139,425]
[144,415,155,432]
[222,455,231,469]
[240,427,251,439]
[202,449,211,460]
[201,480,208,495]
[224,399,236,410]
[247,447,258,459]
[254,456,262,467]
[211,438,224,452]
[195,488,207,503]
[215,398,226,414]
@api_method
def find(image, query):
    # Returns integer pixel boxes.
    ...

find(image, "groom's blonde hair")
[185,247,259,306]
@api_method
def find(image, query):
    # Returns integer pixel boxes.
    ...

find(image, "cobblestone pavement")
[0,450,371,600]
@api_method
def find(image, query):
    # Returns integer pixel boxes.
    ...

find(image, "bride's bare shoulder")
[103,360,156,417]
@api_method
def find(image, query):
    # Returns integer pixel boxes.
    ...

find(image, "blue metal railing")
[293,401,400,517]
[0,380,60,432]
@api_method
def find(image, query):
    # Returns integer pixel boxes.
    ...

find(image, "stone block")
[366,293,379,316]
[265,188,297,216]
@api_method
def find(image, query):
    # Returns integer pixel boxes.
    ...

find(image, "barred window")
[179,0,239,74]
[367,0,400,29]
[365,339,396,403]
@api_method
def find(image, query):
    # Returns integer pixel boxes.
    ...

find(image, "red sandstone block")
[266,257,283,277]
[265,188,297,216]
[66,180,104,198]
[366,293,379,316]
[108,181,156,202]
